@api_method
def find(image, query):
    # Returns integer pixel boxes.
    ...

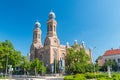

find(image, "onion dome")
[35,21,41,27]
[49,10,56,19]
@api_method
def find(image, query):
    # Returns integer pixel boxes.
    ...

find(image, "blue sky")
[0,0,120,61]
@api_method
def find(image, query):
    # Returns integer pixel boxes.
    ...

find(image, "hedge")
[64,73,120,80]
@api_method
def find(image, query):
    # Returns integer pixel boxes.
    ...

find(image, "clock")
[54,39,58,45]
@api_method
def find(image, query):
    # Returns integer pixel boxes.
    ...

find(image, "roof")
[103,49,120,56]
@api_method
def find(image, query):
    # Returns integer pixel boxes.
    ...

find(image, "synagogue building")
[30,11,92,73]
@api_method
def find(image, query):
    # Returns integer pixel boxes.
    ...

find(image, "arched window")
[61,53,65,60]
[38,34,40,39]
[35,34,37,38]
[50,25,52,31]
[54,26,55,31]
[113,59,115,62]
[47,25,49,32]
[39,55,42,61]
[45,38,50,46]
[54,52,57,59]
[37,34,40,39]
[105,59,107,62]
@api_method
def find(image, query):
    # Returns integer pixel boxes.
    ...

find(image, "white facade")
[102,54,120,66]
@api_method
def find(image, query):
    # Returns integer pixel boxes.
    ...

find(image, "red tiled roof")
[103,49,120,56]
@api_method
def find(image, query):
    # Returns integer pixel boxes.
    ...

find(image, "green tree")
[53,59,59,73]
[0,40,22,73]
[65,44,90,74]
[30,58,46,75]
[20,56,30,75]
[85,64,94,72]
[95,56,102,63]
[2,40,14,49]
[101,60,117,71]
[0,42,4,70]
[95,63,100,72]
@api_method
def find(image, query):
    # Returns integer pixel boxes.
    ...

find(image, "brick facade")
[30,11,92,73]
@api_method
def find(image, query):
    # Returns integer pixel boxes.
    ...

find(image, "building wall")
[102,55,120,66]
[30,11,92,73]
[98,57,103,66]
[86,49,92,63]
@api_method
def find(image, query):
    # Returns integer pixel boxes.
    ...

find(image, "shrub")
[97,77,107,80]
[64,75,73,80]
[84,73,95,79]
[64,73,120,80]
[74,74,86,80]
[64,74,86,80]
[96,74,107,78]
[112,74,120,80]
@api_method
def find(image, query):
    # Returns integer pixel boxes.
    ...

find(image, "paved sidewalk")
[0,76,63,80]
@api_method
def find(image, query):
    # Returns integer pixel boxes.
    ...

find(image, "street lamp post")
[53,53,57,74]
[92,47,96,79]
[5,52,8,77]
[51,64,54,75]
[41,60,43,76]
[59,59,61,75]
[40,55,43,76]
[93,62,96,78]
[46,64,48,73]
[54,58,56,74]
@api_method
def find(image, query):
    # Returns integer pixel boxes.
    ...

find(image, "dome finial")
[74,40,78,45]
[66,42,69,47]
[35,20,41,27]
[49,10,56,19]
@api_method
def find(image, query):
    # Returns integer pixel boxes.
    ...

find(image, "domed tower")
[47,11,57,37]
[33,21,42,44]
[30,21,43,61]
[44,11,60,46]
[44,11,60,73]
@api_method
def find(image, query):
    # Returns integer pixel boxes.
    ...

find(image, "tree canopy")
[100,60,117,71]
[0,40,22,73]
[65,44,91,74]
[30,58,46,75]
